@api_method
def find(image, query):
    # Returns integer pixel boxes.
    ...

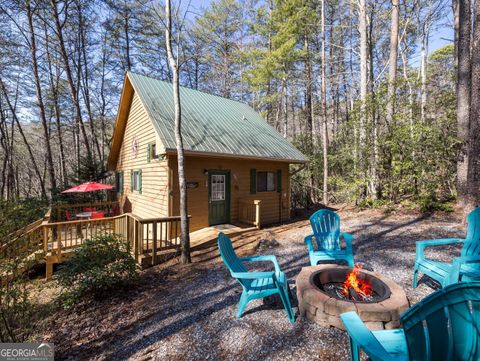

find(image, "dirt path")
[37,208,466,360]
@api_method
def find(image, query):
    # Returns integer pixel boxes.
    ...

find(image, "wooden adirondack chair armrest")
[341,232,354,251]
[240,255,281,274]
[231,271,275,280]
[340,312,397,361]
[304,234,315,253]
[415,238,465,262]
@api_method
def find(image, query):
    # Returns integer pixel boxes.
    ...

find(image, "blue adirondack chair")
[413,207,480,288]
[340,282,480,361]
[217,232,295,323]
[304,209,354,267]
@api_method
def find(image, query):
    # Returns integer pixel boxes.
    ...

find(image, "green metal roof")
[127,72,308,163]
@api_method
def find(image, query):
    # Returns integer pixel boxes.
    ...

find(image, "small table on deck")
[75,212,92,220]
[74,212,92,238]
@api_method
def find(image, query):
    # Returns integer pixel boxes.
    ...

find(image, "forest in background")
[0,0,469,211]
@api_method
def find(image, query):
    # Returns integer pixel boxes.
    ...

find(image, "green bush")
[417,194,454,213]
[57,235,138,306]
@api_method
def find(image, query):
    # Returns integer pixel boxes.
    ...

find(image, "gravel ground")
[39,208,467,360]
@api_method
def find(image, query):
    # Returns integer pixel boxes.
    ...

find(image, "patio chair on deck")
[218,232,295,323]
[65,210,73,221]
[304,209,354,267]
[413,207,480,288]
[341,282,480,361]
[90,211,105,219]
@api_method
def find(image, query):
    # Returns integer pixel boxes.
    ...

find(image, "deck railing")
[238,199,261,228]
[51,201,120,222]
[0,211,50,259]
[2,205,188,279]
[41,213,186,276]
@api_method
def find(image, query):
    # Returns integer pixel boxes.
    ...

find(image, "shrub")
[0,260,35,342]
[57,235,138,306]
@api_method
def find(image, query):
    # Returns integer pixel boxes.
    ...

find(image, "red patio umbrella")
[61,181,113,193]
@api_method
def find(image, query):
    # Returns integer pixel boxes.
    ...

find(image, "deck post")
[254,200,262,229]
[133,218,139,262]
[152,221,157,265]
[43,226,48,254]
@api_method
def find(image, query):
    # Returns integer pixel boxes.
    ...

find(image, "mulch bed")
[36,207,466,360]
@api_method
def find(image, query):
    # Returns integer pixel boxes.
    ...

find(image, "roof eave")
[107,73,134,171]
[163,148,309,164]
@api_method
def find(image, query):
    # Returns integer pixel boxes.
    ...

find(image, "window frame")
[132,170,142,193]
[256,171,276,192]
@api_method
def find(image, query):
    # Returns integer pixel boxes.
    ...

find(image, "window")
[147,143,159,162]
[257,171,276,192]
[211,174,225,200]
[115,172,124,194]
[131,170,142,193]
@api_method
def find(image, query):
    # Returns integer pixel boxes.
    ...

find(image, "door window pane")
[211,175,225,201]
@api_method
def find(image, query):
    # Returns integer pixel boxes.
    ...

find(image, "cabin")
[107,72,308,232]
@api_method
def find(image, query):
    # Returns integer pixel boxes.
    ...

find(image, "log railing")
[238,199,261,228]
[51,201,120,222]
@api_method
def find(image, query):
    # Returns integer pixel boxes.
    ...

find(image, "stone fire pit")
[296,265,409,330]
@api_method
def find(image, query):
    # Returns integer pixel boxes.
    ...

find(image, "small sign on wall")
[186,181,199,189]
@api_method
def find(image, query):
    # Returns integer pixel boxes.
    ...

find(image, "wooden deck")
[1,201,260,280]
[190,224,258,250]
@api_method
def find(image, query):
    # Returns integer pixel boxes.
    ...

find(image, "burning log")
[341,263,373,301]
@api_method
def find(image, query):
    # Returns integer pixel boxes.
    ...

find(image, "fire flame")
[342,263,372,300]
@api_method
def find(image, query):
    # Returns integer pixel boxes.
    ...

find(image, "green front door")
[208,170,230,225]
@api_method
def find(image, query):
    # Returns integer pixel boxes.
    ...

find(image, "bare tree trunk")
[26,1,56,198]
[321,0,328,205]
[77,0,102,159]
[43,12,67,187]
[467,0,480,208]
[367,6,378,199]
[282,78,287,138]
[50,0,92,160]
[419,0,432,123]
[124,5,132,71]
[455,0,472,207]
[304,34,313,145]
[386,0,399,125]
[165,0,191,264]
[358,0,368,198]
[0,78,47,199]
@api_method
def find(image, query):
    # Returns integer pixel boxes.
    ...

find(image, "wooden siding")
[116,92,169,219]
[168,155,291,232]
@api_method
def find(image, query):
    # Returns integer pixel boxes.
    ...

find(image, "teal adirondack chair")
[217,232,295,323]
[413,207,480,288]
[340,282,480,361]
[304,209,354,267]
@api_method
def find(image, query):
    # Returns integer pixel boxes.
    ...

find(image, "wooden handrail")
[51,200,119,210]
[238,199,261,229]
[138,215,191,223]
[45,213,126,226]
[5,211,189,279]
